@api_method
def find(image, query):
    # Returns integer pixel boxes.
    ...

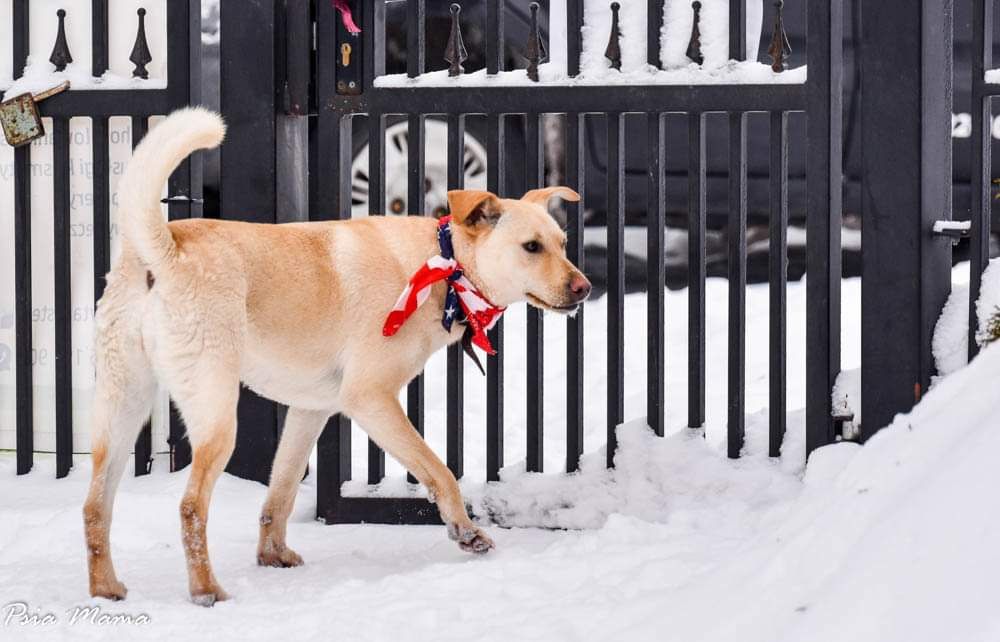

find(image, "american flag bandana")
[382,216,506,362]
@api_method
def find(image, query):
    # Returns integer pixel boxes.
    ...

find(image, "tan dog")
[82,108,591,606]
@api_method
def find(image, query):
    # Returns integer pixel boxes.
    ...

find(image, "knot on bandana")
[383,216,505,361]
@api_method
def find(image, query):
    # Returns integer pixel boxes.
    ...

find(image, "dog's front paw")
[447,523,495,554]
[90,578,128,601]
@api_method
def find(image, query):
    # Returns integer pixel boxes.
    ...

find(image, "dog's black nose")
[568,274,592,302]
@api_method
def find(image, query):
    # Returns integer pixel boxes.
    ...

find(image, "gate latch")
[0,81,71,147]
[931,219,971,244]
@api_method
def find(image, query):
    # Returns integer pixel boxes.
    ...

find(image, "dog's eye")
[522,240,542,254]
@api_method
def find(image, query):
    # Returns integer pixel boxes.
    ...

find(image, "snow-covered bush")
[979,306,1000,346]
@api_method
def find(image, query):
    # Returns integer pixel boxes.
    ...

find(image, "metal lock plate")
[1,81,70,147]
[0,93,45,147]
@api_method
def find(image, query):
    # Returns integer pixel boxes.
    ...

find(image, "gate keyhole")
[340,43,352,66]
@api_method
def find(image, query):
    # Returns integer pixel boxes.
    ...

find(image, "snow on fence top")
[376,0,805,89]
[1,1,168,98]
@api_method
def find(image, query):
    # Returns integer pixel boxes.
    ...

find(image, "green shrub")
[981,306,1000,347]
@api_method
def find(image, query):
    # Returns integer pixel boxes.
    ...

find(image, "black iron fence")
[7,0,975,531]
[6,0,200,478]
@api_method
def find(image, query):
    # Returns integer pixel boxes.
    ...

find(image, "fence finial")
[130,8,153,79]
[50,9,73,72]
[526,2,548,82]
[444,4,468,77]
[605,2,622,70]
[767,1,791,73]
[686,2,704,65]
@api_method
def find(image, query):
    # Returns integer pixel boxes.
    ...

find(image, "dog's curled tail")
[119,107,225,267]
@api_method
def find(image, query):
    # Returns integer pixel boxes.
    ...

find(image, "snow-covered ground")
[3,270,1000,641]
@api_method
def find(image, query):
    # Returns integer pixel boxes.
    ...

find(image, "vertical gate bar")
[647,113,666,437]
[566,112,585,471]
[130,117,153,476]
[607,113,625,468]
[367,111,387,484]
[165,0,200,472]
[729,0,746,62]
[446,113,466,478]
[647,0,663,68]
[806,0,843,454]
[92,0,109,75]
[92,121,110,303]
[487,0,505,75]
[364,0,387,486]
[92,2,109,304]
[407,0,425,78]
[568,0,583,76]
[970,0,993,359]
[727,112,747,459]
[768,111,788,457]
[315,0,352,520]
[54,118,73,479]
[406,112,426,484]
[486,113,506,481]
[726,0,748,458]
[363,0,386,85]
[400,0,425,480]
[526,112,544,472]
[687,112,706,429]
[14,1,33,475]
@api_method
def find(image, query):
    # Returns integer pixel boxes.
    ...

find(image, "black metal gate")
[8,0,974,532]
[306,0,842,524]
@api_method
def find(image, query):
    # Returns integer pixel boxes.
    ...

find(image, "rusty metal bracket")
[0,81,71,147]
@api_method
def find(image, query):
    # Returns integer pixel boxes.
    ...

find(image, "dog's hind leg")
[345,392,494,554]
[170,368,239,607]
[84,289,156,601]
[257,408,329,568]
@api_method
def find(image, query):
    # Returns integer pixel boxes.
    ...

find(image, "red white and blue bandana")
[383,216,505,363]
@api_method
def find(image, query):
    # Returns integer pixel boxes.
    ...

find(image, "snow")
[932,220,971,234]
[932,259,1000,376]
[5,268,1000,639]
[831,366,860,426]
[1,57,166,100]
[4,274,1000,639]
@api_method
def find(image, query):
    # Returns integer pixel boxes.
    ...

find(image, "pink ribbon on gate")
[333,0,361,34]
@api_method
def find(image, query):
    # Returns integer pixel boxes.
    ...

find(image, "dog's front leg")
[346,392,494,554]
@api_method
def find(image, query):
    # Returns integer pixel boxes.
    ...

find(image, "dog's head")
[448,187,592,313]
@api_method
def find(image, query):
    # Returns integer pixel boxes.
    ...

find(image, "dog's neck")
[447,223,501,306]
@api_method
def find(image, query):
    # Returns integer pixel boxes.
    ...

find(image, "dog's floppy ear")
[521,186,580,207]
[447,190,503,228]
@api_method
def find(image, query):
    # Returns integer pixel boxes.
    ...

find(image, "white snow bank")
[933,259,1000,376]
[4,344,1000,640]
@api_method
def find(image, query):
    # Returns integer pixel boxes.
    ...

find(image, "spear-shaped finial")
[525,2,548,82]
[686,1,704,65]
[767,1,791,72]
[50,9,73,72]
[130,8,153,79]
[444,3,468,77]
[604,2,622,70]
